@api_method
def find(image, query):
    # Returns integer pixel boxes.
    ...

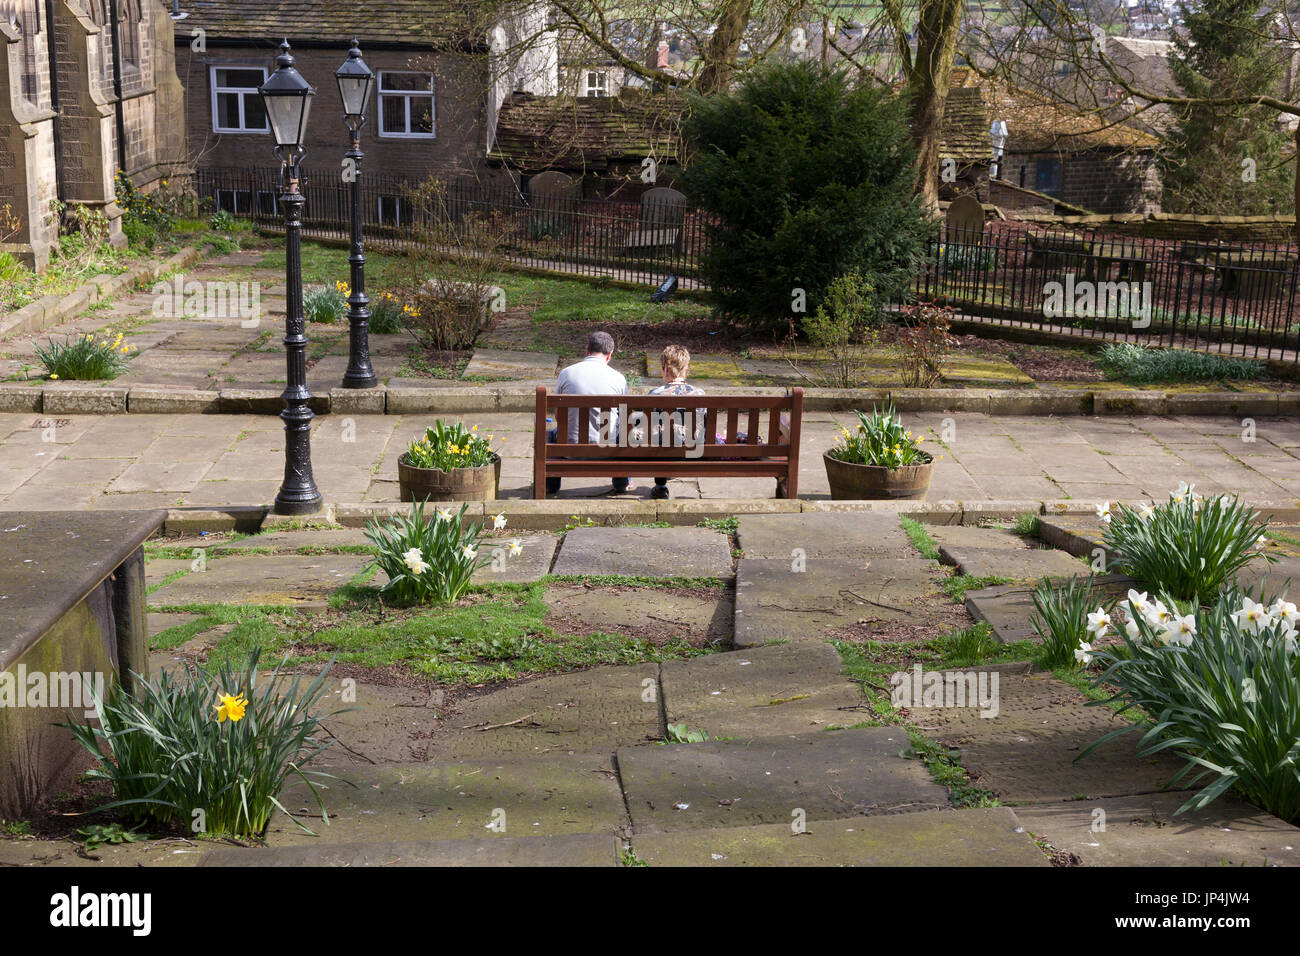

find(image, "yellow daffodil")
[215,692,248,722]
[49,374,58,380]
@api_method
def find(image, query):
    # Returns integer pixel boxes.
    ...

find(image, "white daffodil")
[461,544,477,560]
[1271,600,1298,626]
[508,538,523,556]
[1124,616,1142,641]
[1148,601,1173,627]
[1168,614,1196,646]
[1170,481,1197,505]
[1255,534,1269,551]
[1075,641,1093,665]
[1233,597,1270,634]
[437,507,454,522]
[1127,589,1151,616]
[1086,607,1112,637]
[1096,501,1112,524]
[402,547,430,575]
[493,512,507,531]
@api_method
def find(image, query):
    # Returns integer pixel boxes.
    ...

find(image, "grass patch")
[1012,512,1041,537]
[901,729,1001,808]
[499,274,709,328]
[173,584,712,685]
[900,516,940,560]
[1097,343,1263,384]
[698,516,739,533]
[940,573,1010,603]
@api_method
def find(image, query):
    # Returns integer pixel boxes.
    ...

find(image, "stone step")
[938,544,1090,581]
[964,574,1137,644]
[202,833,621,867]
[910,662,1186,805]
[550,526,733,580]
[734,556,945,646]
[1011,792,1299,867]
[660,642,870,738]
[147,552,370,608]
[736,512,915,561]
[617,726,948,833]
[429,662,664,761]
[263,751,629,847]
[630,807,1049,866]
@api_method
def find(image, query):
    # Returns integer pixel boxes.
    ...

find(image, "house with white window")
[175,0,556,215]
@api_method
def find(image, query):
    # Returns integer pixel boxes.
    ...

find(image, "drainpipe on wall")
[44,0,65,205]
[108,0,126,175]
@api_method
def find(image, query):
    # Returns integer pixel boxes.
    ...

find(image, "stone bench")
[0,510,165,815]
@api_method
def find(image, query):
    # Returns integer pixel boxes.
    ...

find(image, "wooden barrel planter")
[823,452,933,501]
[398,453,501,503]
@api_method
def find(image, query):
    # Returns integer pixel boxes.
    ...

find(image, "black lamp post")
[336,39,378,388]
[259,40,322,515]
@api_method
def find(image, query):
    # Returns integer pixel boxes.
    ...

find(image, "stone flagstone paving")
[5,513,1300,867]
[1,410,1298,508]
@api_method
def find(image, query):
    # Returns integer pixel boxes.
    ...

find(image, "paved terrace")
[0,410,1297,511]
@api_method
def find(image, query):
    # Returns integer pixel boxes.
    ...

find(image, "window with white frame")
[211,65,269,133]
[378,72,435,138]
[584,71,609,97]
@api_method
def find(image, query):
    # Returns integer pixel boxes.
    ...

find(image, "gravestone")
[628,187,688,250]
[945,194,985,245]
[529,171,578,238]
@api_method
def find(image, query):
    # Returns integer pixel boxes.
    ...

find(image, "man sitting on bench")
[546,331,632,496]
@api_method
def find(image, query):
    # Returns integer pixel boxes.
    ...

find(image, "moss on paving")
[154,582,713,686]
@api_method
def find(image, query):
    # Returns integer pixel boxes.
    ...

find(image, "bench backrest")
[535,387,803,461]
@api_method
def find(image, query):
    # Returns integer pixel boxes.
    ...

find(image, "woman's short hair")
[660,344,691,377]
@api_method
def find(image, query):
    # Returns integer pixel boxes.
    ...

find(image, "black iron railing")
[916,222,1300,360]
[193,166,709,287]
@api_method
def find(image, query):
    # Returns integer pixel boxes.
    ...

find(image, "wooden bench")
[533,386,803,499]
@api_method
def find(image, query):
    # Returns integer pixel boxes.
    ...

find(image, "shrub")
[34,329,135,380]
[798,270,879,388]
[828,404,931,468]
[62,649,340,837]
[368,291,409,334]
[209,209,237,232]
[1029,574,1099,669]
[1082,586,1300,823]
[392,177,507,350]
[114,170,183,249]
[894,301,955,388]
[1097,342,1263,383]
[303,281,348,323]
[402,419,497,471]
[678,60,935,335]
[1100,485,1271,605]
[363,500,514,606]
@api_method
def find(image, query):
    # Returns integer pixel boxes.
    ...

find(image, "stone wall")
[1014,211,1298,242]
[0,2,188,270]
[181,43,492,185]
[1003,149,1160,216]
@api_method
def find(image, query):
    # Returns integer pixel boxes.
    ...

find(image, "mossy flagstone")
[1011,793,1299,867]
[659,643,868,738]
[629,807,1049,866]
[616,727,948,833]
[263,752,629,846]
[734,557,945,646]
